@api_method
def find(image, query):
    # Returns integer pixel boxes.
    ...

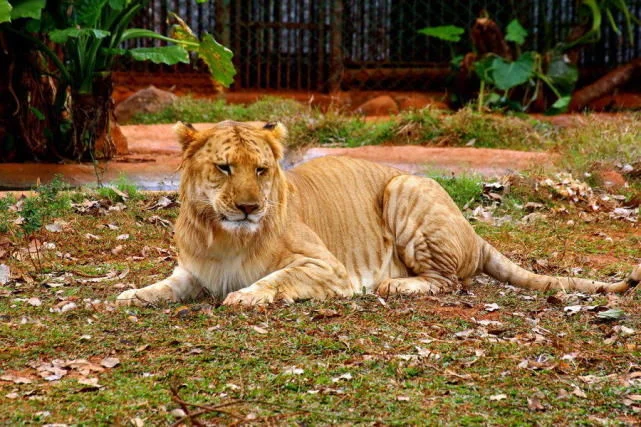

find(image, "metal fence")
[122,0,641,91]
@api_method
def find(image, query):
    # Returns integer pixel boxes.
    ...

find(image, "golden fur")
[116,121,640,306]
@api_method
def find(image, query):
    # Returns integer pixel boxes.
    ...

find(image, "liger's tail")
[479,237,640,293]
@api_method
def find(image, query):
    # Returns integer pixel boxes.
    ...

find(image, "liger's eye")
[216,164,231,175]
[256,167,268,176]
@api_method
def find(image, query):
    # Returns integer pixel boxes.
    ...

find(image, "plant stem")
[477,80,485,112]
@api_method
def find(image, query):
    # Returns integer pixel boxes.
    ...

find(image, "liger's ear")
[174,121,198,149]
[262,122,287,160]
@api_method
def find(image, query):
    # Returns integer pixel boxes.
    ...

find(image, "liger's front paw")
[223,288,275,306]
[116,289,149,307]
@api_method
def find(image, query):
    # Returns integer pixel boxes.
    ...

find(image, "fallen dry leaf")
[484,303,500,312]
[0,264,10,285]
[527,397,545,411]
[283,367,304,375]
[252,325,268,334]
[77,377,103,389]
[332,373,353,382]
[146,196,177,210]
[100,357,120,369]
[311,308,340,320]
[170,408,186,418]
[572,386,587,398]
[0,374,33,384]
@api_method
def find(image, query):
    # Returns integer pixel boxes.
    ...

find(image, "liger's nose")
[236,203,259,215]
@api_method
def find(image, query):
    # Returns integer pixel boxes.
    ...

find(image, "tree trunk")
[1,32,59,162]
[569,59,641,111]
[70,74,116,161]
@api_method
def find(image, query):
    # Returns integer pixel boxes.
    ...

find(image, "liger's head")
[176,120,287,234]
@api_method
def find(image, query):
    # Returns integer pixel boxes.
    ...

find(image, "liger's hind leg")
[376,175,482,297]
[376,275,457,297]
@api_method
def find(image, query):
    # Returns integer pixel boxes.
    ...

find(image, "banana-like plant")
[0,0,235,161]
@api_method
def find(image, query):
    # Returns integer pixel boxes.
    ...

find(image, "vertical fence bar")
[328,0,343,92]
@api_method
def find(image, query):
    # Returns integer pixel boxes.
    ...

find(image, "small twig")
[228,411,306,427]
[170,385,244,426]
[169,386,406,424]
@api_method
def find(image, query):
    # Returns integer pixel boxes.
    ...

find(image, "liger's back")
[287,156,405,287]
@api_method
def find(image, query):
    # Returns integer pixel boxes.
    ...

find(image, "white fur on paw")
[223,289,274,306]
[376,278,440,297]
[116,289,149,307]
[116,289,152,307]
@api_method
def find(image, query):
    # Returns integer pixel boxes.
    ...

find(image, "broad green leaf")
[101,47,127,56]
[9,0,45,20]
[490,52,536,90]
[122,28,169,42]
[418,25,465,42]
[0,0,12,23]
[76,0,108,26]
[198,33,236,87]
[550,96,571,111]
[108,0,126,10]
[49,28,110,43]
[505,19,527,45]
[128,46,190,65]
[168,12,198,43]
[545,54,578,95]
[473,56,497,85]
[24,17,41,31]
[485,93,502,105]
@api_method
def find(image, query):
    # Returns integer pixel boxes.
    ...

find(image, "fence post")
[328,0,343,93]
[215,0,231,49]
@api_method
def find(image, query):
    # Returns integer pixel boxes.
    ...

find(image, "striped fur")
[116,121,640,307]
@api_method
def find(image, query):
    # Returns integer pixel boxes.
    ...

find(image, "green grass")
[1,181,640,424]
[96,174,143,202]
[128,96,305,125]
[429,174,484,209]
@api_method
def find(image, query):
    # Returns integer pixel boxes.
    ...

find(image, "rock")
[354,95,399,116]
[115,86,177,123]
[395,93,448,111]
